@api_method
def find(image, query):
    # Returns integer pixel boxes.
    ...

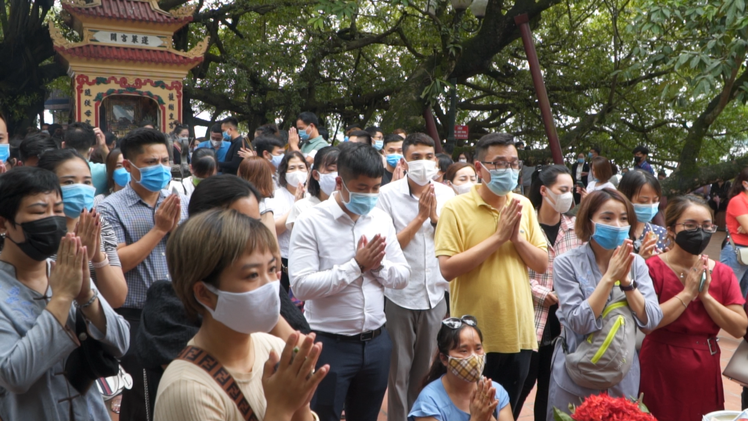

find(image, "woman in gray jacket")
[0,167,129,420]
[547,189,663,420]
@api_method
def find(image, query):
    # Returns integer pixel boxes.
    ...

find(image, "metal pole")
[445,78,458,155]
[514,14,564,165]
[423,106,444,153]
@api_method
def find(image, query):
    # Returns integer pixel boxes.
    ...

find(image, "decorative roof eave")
[61,0,194,27]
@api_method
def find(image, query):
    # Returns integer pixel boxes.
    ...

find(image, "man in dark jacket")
[218,117,245,175]
[571,152,589,204]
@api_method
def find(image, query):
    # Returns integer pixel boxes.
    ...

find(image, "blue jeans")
[720,243,748,296]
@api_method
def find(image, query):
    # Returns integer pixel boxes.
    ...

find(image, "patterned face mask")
[447,353,485,383]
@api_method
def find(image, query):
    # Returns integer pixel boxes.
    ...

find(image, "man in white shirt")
[376,133,453,421]
[289,142,411,421]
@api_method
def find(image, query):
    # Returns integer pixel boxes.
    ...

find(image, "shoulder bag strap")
[176,346,258,421]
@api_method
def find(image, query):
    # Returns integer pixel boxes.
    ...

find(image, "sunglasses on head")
[442,315,478,329]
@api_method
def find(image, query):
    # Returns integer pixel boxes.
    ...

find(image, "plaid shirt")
[530,214,583,342]
[96,184,189,309]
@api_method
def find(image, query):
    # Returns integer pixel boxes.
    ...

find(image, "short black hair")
[105,132,117,148]
[210,123,222,134]
[617,169,662,201]
[188,175,261,216]
[403,133,436,155]
[252,136,285,158]
[278,151,308,188]
[119,128,169,161]
[63,122,96,154]
[255,124,279,138]
[309,146,340,198]
[365,126,382,136]
[338,142,384,181]
[191,148,217,178]
[633,145,650,155]
[349,130,372,146]
[297,111,319,127]
[474,133,514,161]
[37,148,89,175]
[436,153,453,173]
[590,146,601,154]
[19,133,58,162]
[222,117,238,129]
[383,133,403,147]
[318,126,329,141]
[0,166,62,225]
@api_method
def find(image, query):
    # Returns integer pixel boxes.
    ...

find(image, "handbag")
[723,340,748,387]
[727,229,748,265]
[176,346,259,421]
[65,307,121,394]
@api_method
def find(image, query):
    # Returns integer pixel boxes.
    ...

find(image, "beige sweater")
[154,332,286,421]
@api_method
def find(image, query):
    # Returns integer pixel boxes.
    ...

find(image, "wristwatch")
[619,280,638,292]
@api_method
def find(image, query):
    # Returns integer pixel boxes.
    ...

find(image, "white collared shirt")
[268,186,296,258]
[289,198,411,335]
[377,178,453,310]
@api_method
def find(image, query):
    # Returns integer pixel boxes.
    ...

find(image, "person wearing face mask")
[287,111,329,156]
[515,165,582,421]
[61,122,111,195]
[548,189,663,420]
[286,147,339,231]
[94,148,129,207]
[196,123,231,163]
[722,167,748,296]
[443,162,478,195]
[170,125,191,166]
[0,112,8,173]
[38,149,128,308]
[638,195,747,421]
[435,133,548,419]
[409,316,513,421]
[571,152,589,204]
[217,117,247,176]
[169,148,217,197]
[618,170,669,260]
[253,135,286,186]
[376,134,454,421]
[96,128,189,421]
[632,145,655,175]
[153,209,328,421]
[381,133,404,186]
[0,167,130,421]
[289,142,410,421]
[267,151,308,292]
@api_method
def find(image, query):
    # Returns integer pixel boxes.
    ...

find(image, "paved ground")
[378,231,746,420]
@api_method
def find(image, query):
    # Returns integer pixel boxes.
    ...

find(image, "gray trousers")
[385,297,448,421]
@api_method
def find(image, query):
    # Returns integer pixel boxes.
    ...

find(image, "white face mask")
[210,140,222,148]
[318,171,338,196]
[453,182,474,195]
[285,171,307,187]
[406,159,439,186]
[545,188,574,214]
[458,158,467,163]
[198,281,280,334]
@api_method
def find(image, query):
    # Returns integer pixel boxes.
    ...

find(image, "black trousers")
[483,350,533,420]
[516,344,555,421]
[116,308,150,421]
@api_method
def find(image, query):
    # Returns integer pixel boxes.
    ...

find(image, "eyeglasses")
[480,160,523,171]
[674,222,718,233]
[442,315,478,329]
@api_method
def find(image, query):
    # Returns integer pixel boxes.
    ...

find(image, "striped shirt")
[96,184,189,309]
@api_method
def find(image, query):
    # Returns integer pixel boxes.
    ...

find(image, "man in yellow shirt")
[435,133,548,419]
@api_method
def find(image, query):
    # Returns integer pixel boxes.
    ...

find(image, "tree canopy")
[2,0,748,194]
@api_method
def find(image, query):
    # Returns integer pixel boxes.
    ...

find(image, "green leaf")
[553,407,575,421]
[690,54,701,68]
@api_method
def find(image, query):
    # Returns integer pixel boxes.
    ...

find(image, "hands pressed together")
[494,198,523,245]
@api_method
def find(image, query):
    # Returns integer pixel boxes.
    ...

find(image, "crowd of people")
[1,110,748,421]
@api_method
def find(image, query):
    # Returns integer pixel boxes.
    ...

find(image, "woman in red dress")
[640,195,748,421]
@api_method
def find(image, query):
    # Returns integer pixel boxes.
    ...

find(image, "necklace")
[662,253,686,279]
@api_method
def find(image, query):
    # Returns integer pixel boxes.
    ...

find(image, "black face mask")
[675,228,712,256]
[634,156,643,164]
[7,216,67,261]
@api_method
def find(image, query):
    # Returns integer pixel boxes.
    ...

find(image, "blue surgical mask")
[577,158,585,164]
[298,127,311,142]
[270,153,284,168]
[131,163,172,192]
[342,182,379,215]
[485,168,519,196]
[633,203,659,223]
[222,131,231,141]
[588,152,593,158]
[374,140,384,150]
[0,144,8,162]
[113,167,131,187]
[344,136,349,142]
[386,154,403,168]
[61,184,96,218]
[591,221,630,250]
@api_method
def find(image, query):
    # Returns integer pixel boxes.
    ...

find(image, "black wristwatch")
[619,280,638,292]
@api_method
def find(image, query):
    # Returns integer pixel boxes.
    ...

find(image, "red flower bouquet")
[553,393,657,421]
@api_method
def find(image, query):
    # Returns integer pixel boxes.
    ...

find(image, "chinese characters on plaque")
[92,30,165,48]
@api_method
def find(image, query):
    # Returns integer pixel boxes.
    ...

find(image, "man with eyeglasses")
[434,133,548,419]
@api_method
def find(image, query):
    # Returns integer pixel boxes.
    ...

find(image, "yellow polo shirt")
[435,186,545,353]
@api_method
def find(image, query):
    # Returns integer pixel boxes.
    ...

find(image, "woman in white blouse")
[585,156,616,192]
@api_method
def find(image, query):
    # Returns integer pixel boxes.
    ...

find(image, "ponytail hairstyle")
[191,148,217,178]
[529,165,572,210]
[420,319,484,390]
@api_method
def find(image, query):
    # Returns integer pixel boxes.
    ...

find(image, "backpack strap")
[176,346,258,421]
